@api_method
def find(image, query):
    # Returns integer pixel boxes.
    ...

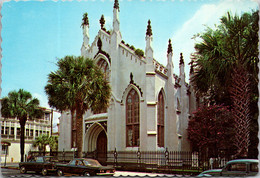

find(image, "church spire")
[113,0,120,33]
[179,53,185,83]
[146,19,152,37]
[180,53,184,65]
[114,0,119,11]
[100,14,105,30]
[167,39,174,77]
[145,19,154,72]
[81,12,90,56]
[167,39,173,55]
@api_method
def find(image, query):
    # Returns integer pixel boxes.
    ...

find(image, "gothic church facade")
[58,0,197,153]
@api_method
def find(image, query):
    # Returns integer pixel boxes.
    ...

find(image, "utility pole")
[51,109,53,136]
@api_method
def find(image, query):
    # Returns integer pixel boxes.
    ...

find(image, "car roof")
[227,159,259,164]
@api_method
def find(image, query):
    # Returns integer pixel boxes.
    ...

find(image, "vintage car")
[55,158,115,176]
[198,159,259,177]
[19,156,57,176]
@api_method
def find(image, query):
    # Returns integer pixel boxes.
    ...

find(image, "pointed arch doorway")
[96,130,107,164]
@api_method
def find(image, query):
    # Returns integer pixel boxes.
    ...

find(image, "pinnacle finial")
[100,14,105,30]
[167,39,173,54]
[180,53,184,65]
[81,12,89,27]
[146,20,153,37]
[114,0,119,10]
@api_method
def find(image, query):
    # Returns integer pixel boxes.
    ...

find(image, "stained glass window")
[126,89,140,147]
[157,91,164,147]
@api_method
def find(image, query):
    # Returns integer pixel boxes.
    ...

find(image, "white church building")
[58,0,197,154]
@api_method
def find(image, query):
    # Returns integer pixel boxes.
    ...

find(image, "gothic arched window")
[94,58,109,114]
[157,90,164,147]
[97,58,109,81]
[126,89,140,147]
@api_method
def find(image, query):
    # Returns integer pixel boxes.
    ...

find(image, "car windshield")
[83,159,101,167]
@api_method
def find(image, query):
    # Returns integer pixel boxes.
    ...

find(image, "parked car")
[55,158,115,176]
[198,159,259,177]
[19,156,57,176]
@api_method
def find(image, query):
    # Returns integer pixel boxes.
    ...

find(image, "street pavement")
[1,163,185,177]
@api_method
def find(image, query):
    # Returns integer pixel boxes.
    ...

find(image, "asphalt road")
[1,168,182,177]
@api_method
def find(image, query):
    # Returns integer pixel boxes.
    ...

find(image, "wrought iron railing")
[29,149,230,175]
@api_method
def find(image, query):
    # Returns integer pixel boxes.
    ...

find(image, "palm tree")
[33,134,58,153]
[33,134,49,153]
[45,56,111,158]
[191,10,258,158]
[1,89,43,162]
[48,135,58,151]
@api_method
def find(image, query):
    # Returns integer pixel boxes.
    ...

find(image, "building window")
[11,127,14,135]
[35,130,39,137]
[30,129,33,136]
[157,91,164,147]
[126,89,140,147]
[5,127,9,135]
[45,113,50,121]
[26,129,29,136]
[94,58,109,114]
[17,128,20,136]
[97,58,109,81]
[1,126,4,135]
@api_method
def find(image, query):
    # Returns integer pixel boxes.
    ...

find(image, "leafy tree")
[190,10,259,158]
[45,56,111,158]
[33,134,49,152]
[135,48,144,58]
[1,89,43,162]
[48,135,59,151]
[33,134,58,152]
[187,105,235,158]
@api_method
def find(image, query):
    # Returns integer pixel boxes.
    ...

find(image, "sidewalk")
[1,162,19,170]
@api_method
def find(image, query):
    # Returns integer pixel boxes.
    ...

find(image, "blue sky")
[1,0,259,129]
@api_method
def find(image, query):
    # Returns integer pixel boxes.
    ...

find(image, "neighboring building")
[59,0,197,153]
[1,107,52,163]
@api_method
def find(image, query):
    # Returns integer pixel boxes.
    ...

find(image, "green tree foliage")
[135,48,144,58]
[190,10,259,158]
[191,10,258,105]
[33,134,58,152]
[1,89,43,162]
[45,56,111,158]
[187,105,235,158]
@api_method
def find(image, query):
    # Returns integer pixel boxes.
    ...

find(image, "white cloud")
[172,0,258,79]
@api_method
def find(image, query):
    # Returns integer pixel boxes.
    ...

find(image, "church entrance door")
[96,130,107,165]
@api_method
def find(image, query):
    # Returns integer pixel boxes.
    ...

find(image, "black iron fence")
[29,149,230,175]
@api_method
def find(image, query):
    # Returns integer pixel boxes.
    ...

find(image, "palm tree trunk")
[19,118,26,162]
[76,106,84,158]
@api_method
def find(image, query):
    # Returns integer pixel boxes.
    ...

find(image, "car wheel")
[83,171,90,176]
[57,169,64,176]
[41,168,48,176]
[20,166,27,174]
